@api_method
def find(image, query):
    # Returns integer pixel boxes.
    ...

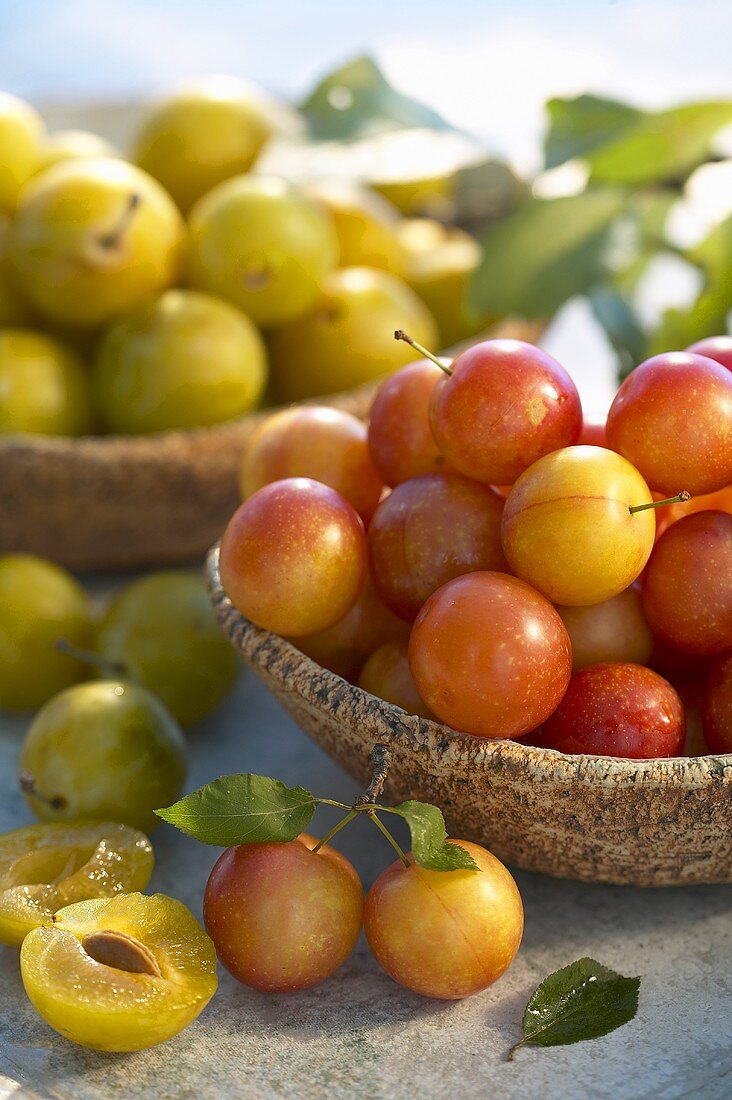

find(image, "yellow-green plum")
[364,840,523,999]
[20,680,187,833]
[10,158,186,328]
[95,571,240,727]
[501,446,656,606]
[0,92,44,213]
[0,217,32,325]
[133,77,286,213]
[203,834,363,992]
[36,130,118,174]
[0,328,93,436]
[0,554,92,711]
[188,175,337,327]
[93,289,267,434]
[305,180,405,275]
[269,266,439,402]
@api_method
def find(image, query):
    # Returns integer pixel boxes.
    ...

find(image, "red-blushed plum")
[408,571,572,738]
[429,339,582,486]
[536,662,685,759]
[606,352,732,495]
[367,359,447,486]
[686,335,732,372]
[240,406,384,523]
[358,640,434,718]
[219,478,367,637]
[702,654,732,754]
[203,833,363,993]
[501,446,655,606]
[293,571,410,681]
[364,840,523,999]
[368,473,507,621]
[556,584,653,672]
[642,511,732,655]
[655,484,732,539]
[579,414,608,447]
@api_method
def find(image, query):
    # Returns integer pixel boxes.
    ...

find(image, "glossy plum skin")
[409,572,572,738]
[606,352,732,495]
[702,654,732,754]
[556,584,654,672]
[367,359,447,486]
[203,834,363,992]
[642,511,732,656]
[241,406,384,523]
[501,446,655,606]
[358,641,433,718]
[429,339,582,486]
[368,473,507,621]
[294,572,410,682]
[686,336,732,372]
[219,478,367,637]
[364,840,523,1000]
[536,662,685,759]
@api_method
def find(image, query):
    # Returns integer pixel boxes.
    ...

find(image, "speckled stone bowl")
[0,318,541,571]
[206,544,732,887]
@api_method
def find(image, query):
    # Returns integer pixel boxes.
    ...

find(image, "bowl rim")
[205,544,732,790]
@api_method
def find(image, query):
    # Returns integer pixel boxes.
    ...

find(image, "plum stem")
[506,1038,526,1061]
[97,192,141,250]
[629,490,691,515]
[55,638,128,680]
[312,809,358,853]
[354,743,391,807]
[394,330,453,376]
[367,812,411,867]
[19,772,66,811]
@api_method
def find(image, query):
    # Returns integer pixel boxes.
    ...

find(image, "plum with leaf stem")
[10,157,185,328]
[203,834,363,992]
[365,840,523,999]
[188,175,337,327]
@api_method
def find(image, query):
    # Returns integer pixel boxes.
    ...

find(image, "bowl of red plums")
[205,331,732,888]
[0,85,538,570]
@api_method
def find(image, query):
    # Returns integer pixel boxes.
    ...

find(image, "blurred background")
[1,0,731,407]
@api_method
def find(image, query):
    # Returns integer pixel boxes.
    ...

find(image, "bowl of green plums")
[205,332,732,888]
[0,83,535,570]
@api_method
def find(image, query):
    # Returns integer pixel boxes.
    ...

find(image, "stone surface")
[1,667,731,1100]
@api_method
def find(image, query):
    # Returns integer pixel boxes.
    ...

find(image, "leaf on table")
[156,774,317,846]
[385,801,479,871]
[547,95,732,186]
[470,189,627,319]
[301,55,454,142]
[508,957,641,1060]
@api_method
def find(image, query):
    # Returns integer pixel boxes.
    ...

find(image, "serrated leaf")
[545,94,642,169]
[508,957,641,1059]
[301,55,453,142]
[470,189,626,319]
[156,774,317,847]
[384,801,479,871]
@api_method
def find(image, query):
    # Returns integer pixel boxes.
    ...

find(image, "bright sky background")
[1,0,730,405]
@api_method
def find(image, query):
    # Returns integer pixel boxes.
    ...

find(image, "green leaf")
[588,285,647,377]
[385,801,479,871]
[470,189,627,319]
[156,774,317,846]
[545,94,642,169]
[546,95,732,186]
[508,957,641,1059]
[301,55,453,142]
[452,158,529,234]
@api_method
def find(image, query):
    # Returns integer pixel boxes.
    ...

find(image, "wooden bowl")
[205,545,732,887]
[0,318,542,571]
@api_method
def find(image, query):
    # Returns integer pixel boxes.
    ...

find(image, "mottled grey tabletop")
[1,662,731,1100]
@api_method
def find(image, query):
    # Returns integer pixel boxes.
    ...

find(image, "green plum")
[0,328,93,436]
[187,175,338,327]
[95,571,239,727]
[93,289,267,434]
[133,77,288,214]
[0,555,92,712]
[0,217,32,326]
[10,157,186,328]
[269,266,439,401]
[20,681,187,833]
[305,180,405,275]
[0,92,44,214]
